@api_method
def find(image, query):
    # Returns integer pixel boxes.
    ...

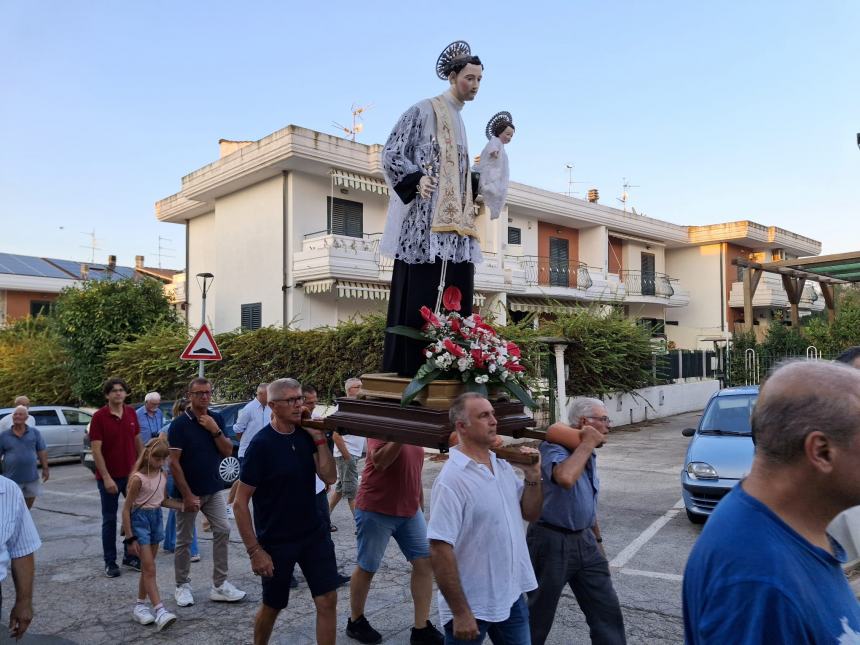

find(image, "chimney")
[135,255,144,270]
[107,255,116,270]
[587,188,600,203]
[81,264,89,280]
[218,139,255,159]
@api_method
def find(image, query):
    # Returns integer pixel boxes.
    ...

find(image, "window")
[30,300,53,317]
[641,252,656,296]
[549,237,570,287]
[62,409,92,426]
[638,317,666,337]
[507,227,522,245]
[30,410,60,426]
[241,303,262,331]
[327,197,363,238]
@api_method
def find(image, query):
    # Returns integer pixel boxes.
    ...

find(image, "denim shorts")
[355,508,429,573]
[131,507,165,546]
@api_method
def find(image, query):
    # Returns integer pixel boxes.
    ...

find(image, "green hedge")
[0,318,74,406]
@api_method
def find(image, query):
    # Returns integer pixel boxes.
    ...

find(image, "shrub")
[0,317,74,405]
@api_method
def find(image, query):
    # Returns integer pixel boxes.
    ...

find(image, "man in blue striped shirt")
[136,392,164,442]
[0,474,41,639]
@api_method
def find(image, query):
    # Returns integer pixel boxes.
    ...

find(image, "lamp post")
[196,272,214,377]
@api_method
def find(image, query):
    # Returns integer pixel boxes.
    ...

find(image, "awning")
[331,170,389,196]
[305,279,487,307]
[304,279,335,294]
[507,297,581,314]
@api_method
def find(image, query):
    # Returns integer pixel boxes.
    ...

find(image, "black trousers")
[383,259,474,377]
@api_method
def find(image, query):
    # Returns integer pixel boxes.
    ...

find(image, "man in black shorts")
[233,378,339,645]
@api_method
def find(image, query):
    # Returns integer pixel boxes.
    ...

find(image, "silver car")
[0,405,92,460]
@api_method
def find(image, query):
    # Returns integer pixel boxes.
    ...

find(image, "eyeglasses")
[110,388,126,393]
[270,396,305,406]
[189,390,212,398]
[585,416,611,424]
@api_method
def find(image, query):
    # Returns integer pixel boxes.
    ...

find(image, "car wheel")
[219,456,240,484]
[686,508,707,524]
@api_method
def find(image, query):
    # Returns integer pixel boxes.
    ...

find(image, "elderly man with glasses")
[527,397,626,645]
[168,377,246,608]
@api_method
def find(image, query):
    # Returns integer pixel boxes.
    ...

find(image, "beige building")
[155,126,822,349]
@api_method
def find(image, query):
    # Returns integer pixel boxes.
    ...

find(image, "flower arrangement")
[386,286,536,407]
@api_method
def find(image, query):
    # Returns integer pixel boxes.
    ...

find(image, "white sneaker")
[155,609,177,632]
[174,583,195,607]
[209,580,246,602]
[190,554,201,563]
[225,505,235,520]
[132,604,155,625]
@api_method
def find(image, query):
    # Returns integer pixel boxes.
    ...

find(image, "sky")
[2,1,858,270]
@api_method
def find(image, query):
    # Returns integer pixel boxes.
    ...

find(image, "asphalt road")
[2,411,703,644]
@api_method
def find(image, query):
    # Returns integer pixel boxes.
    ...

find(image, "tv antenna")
[333,103,373,141]
[564,164,588,197]
[156,236,175,269]
[80,229,101,263]
[617,177,640,212]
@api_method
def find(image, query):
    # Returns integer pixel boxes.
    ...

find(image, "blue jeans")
[163,475,198,555]
[97,476,130,565]
[444,595,531,645]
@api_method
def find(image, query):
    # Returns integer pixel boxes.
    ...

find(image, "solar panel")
[0,253,74,279]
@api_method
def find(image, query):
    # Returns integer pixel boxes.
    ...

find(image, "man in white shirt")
[0,474,41,639]
[428,393,542,643]
[0,396,35,432]
[228,383,270,519]
[329,378,366,530]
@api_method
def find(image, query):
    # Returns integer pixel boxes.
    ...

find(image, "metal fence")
[725,346,836,386]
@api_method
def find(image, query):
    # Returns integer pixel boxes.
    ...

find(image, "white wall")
[187,210,217,329]
[622,240,665,274]
[570,380,720,427]
[505,211,538,256]
[578,225,607,274]
[665,245,726,349]
[213,176,285,331]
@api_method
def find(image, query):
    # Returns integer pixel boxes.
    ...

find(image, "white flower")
[425,350,433,358]
[488,363,497,373]
[475,374,489,384]
[457,357,472,372]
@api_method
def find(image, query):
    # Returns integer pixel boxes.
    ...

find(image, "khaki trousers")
[175,490,230,587]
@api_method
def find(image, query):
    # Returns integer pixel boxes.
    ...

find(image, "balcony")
[619,270,674,298]
[507,255,593,290]
[293,231,387,285]
[727,274,823,312]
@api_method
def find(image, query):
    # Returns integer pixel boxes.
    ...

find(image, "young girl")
[122,437,183,631]
[475,110,515,221]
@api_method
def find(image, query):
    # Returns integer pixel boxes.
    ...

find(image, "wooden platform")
[323,397,537,452]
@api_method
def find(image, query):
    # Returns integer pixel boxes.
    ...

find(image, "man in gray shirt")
[0,406,49,509]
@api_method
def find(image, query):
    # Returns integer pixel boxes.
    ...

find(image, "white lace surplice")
[380,94,483,265]
[475,136,509,221]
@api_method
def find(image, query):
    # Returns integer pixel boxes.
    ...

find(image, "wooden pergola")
[732,251,860,330]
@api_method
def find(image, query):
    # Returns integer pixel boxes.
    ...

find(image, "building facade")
[155,126,822,349]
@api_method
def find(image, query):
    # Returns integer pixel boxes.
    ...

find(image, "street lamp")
[195,272,214,377]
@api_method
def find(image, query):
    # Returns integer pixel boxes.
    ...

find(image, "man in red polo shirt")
[89,377,143,578]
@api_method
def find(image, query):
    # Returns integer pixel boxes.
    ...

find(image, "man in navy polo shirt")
[234,378,339,645]
[89,377,143,578]
[168,377,246,608]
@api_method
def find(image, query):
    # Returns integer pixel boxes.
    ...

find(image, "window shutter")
[241,303,262,331]
[507,227,522,245]
[327,197,363,238]
[549,237,569,287]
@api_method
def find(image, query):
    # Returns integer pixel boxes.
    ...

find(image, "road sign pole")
[199,286,207,377]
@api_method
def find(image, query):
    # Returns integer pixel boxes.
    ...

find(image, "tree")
[50,278,179,404]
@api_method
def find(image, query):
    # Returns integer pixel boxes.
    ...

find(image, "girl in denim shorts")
[121,437,183,632]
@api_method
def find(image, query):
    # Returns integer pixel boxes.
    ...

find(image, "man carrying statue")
[380,40,484,377]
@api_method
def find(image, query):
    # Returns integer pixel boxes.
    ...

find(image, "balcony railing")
[506,255,593,290]
[619,270,674,298]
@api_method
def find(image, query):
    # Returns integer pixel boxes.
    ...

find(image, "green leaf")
[502,378,537,408]
[464,380,489,397]
[385,325,428,341]
[401,369,441,407]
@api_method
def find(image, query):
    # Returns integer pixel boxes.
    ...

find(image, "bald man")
[0,396,34,433]
[683,361,860,643]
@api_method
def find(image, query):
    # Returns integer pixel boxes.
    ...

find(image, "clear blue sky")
[2,1,858,269]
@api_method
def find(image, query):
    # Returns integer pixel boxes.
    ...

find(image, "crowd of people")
[2,351,860,642]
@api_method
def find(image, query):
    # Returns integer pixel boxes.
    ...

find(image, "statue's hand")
[418,175,437,199]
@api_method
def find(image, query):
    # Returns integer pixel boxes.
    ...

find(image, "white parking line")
[618,568,683,582]
[609,498,685,569]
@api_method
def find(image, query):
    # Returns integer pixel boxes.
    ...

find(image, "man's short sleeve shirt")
[683,485,860,644]
[240,425,321,545]
[355,439,424,517]
[0,428,46,484]
[167,409,226,496]
[0,476,41,582]
[89,405,140,480]
[538,441,599,531]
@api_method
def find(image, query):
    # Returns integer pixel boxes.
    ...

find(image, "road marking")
[619,568,683,582]
[41,489,99,500]
[609,498,685,569]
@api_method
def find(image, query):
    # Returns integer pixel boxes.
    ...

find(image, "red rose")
[450,317,461,333]
[471,314,483,325]
[442,285,462,312]
[477,323,496,336]
[443,338,466,358]
[506,342,521,358]
[470,348,486,368]
[505,360,526,372]
[420,306,440,327]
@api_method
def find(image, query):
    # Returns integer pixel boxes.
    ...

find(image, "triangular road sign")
[181,324,222,361]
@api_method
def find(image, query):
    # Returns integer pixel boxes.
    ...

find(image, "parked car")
[81,401,248,486]
[0,406,92,461]
[680,385,758,524]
